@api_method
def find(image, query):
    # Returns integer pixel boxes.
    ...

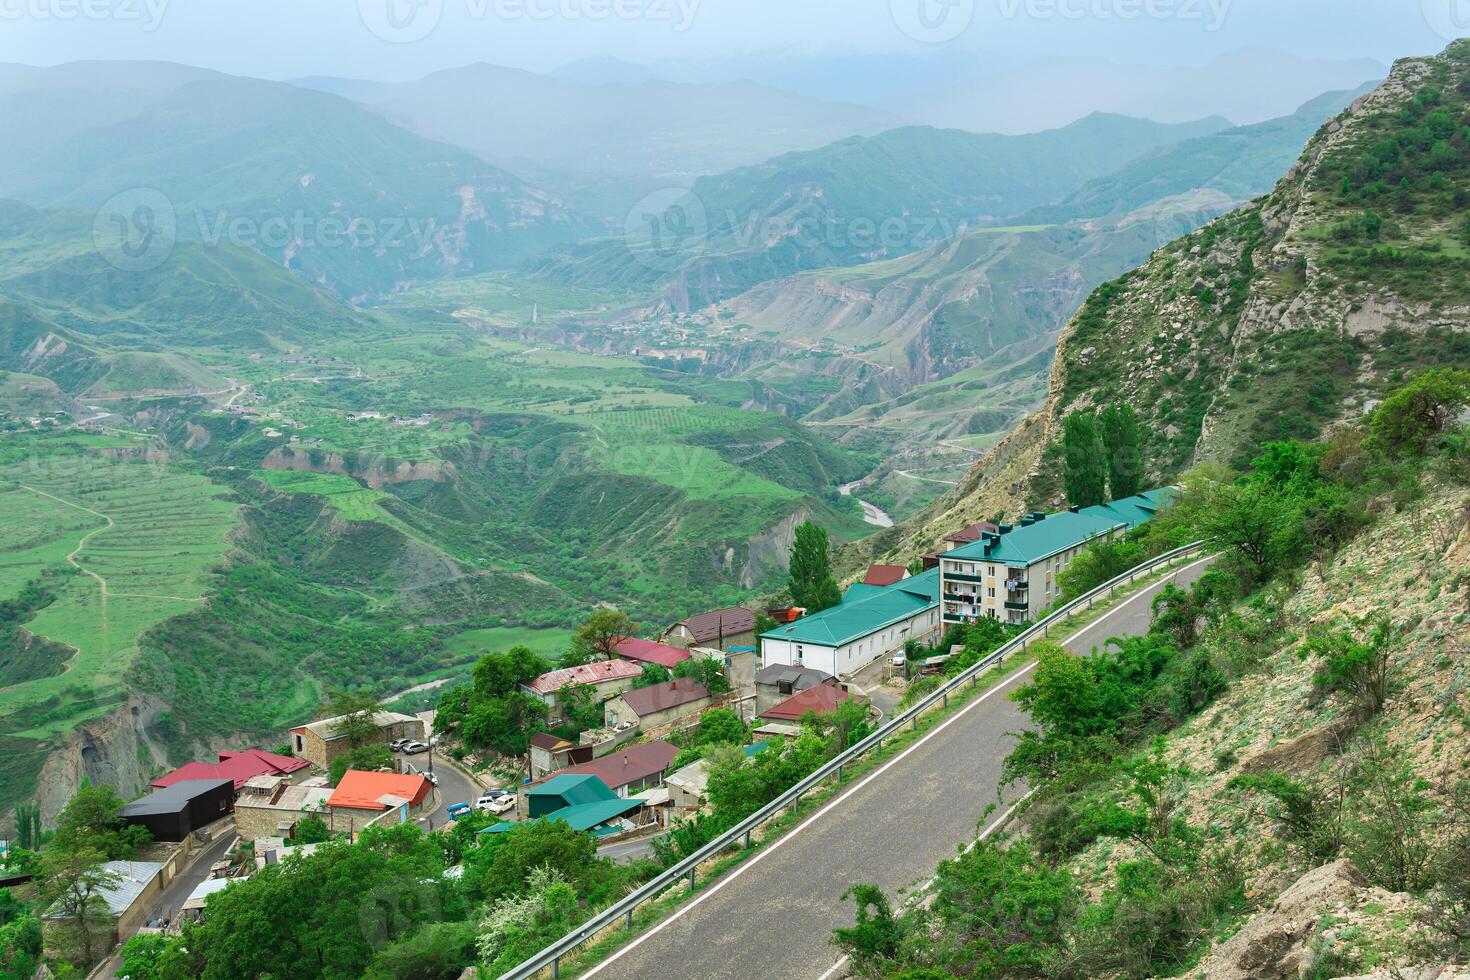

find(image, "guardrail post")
[836,765,843,783]
[942,692,949,709]
[688,868,696,890]
[625,910,633,930]
[743,829,751,849]
[552,956,560,979]
[910,715,917,731]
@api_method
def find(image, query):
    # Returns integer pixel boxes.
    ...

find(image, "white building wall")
[759,607,941,679]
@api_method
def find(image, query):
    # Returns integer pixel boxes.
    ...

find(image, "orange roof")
[327,771,431,811]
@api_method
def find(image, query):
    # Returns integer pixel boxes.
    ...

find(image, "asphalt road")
[399,751,485,830]
[582,556,1216,980]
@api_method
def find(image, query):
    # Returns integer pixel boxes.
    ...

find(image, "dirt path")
[18,485,205,603]
[895,470,960,486]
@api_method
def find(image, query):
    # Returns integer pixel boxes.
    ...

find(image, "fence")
[500,541,1212,980]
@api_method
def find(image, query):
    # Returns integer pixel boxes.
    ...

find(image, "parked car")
[476,794,516,815]
[401,741,429,755]
[446,802,471,819]
[422,771,439,787]
[389,739,409,752]
[890,653,907,668]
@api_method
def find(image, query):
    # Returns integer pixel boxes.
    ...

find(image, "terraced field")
[253,469,389,522]
[0,439,239,738]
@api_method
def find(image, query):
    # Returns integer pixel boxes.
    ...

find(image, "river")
[838,481,895,529]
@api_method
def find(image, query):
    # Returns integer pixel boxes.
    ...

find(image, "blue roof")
[943,488,1178,567]
[761,569,940,649]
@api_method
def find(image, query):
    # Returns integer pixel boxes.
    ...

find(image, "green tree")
[39,846,122,969]
[323,689,386,748]
[1371,368,1470,456]
[52,783,151,860]
[13,801,42,851]
[329,744,394,786]
[673,656,731,694]
[1305,615,1395,720]
[788,521,841,613]
[570,610,639,662]
[464,820,599,904]
[1099,402,1144,499]
[633,664,672,689]
[471,647,551,698]
[1062,410,1108,507]
[1057,537,1143,600]
[833,885,903,969]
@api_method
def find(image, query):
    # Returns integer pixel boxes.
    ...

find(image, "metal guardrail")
[499,541,1211,980]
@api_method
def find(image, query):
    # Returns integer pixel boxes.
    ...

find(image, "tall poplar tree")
[788,521,842,613]
[1099,402,1143,499]
[1062,411,1108,508]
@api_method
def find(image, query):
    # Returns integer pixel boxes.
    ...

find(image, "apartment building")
[939,489,1176,626]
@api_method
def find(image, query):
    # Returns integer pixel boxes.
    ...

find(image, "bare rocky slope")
[839,43,1470,578]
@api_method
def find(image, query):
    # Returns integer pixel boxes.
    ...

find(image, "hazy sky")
[0,0,1461,82]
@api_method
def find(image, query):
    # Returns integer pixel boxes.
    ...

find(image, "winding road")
[579,555,1216,980]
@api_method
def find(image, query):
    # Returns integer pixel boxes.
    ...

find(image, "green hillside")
[527,114,1232,307]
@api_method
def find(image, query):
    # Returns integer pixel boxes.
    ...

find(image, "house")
[151,749,311,791]
[288,711,426,771]
[529,732,595,780]
[753,664,834,716]
[42,860,166,956]
[665,758,712,809]
[759,569,943,680]
[120,779,235,842]
[326,771,433,833]
[233,775,335,844]
[604,679,712,730]
[553,739,679,798]
[756,684,854,737]
[660,607,758,651]
[612,637,691,670]
[939,488,1177,626]
[490,774,643,838]
[861,565,910,587]
[520,660,643,724]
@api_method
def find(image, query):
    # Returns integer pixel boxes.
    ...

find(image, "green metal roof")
[760,569,940,650]
[480,797,642,835]
[943,487,1178,567]
[528,774,614,808]
[1078,488,1179,530]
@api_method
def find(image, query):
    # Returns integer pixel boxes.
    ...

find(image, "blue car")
[446,802,472,819]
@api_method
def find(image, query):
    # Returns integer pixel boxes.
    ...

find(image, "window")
[988,587,995,599]
[294,734,304,753]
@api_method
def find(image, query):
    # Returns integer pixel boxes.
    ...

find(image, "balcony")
[943,592,978,604]
[945,572,986,584]
[1005,600,1029,611]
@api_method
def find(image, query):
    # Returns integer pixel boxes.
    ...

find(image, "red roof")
[946,521,1000,546]
[523,660,642,695]
[557,740,679,790]
[616,679,710,718]
[760,684,852,722]
[613,638,692,670]
[151,749,311,791]
[669,607,757,645]
[327,771,432,811]
[862,565,909,587]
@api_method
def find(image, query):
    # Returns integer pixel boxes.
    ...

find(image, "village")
[20,483,1175,966]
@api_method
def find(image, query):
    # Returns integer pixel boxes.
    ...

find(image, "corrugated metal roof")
[862,565,909,587]
[616,679,710,718]
[669,607,757,644]
[481,796,642,835]
[528,774,616,807]
[760,569,940,649]
[943,511,1123,565]
[613,638,692,669]
[523,660,642,695]
[759,684,852,721]
[152,749,310,790]
[557,740,679,789]
[121,779,234,816]
[327,771,430,811]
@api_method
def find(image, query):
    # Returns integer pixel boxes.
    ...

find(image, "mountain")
[526,113,1233,309]
[0,63,588,299]
[1026,84,1380,229]
[294,63,901,221]
[842,42,1470,571]
[921,49,1387,134]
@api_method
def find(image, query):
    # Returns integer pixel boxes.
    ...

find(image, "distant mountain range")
[294,63,901,222]
[0,62,589,299]
[526,113,1233,308]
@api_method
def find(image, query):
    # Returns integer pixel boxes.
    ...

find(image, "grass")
[253,469,389,522]
[0,440,239,738]
[442,626,575,663]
